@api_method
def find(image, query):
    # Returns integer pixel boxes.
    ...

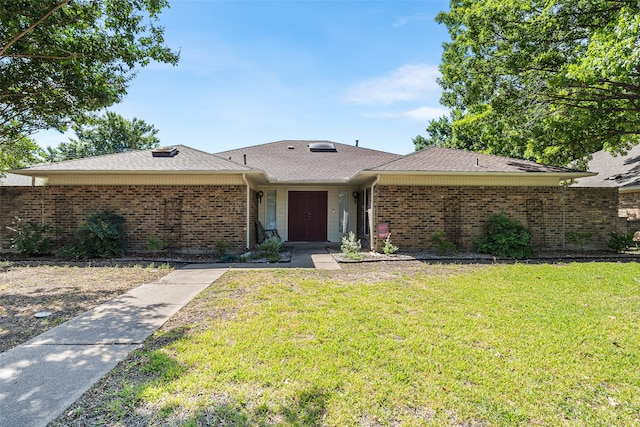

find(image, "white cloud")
[358,106,449,122]
[346,64,440,105]
[392,13,433,28]
[403,106,449,121]
[359,111,402,119]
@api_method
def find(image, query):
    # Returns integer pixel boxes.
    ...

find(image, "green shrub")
[341,231,362,260]
[215,239,231,257]
[146,236,168,252]
[607,232,635,252]
[215,239,237,262]
[60,211,126,259]
[382,234,399,255]
[475,212,533,259]
[256,236,281,262]
[566,231,593,253]
[431,230,458,255]
[7,217,58,256]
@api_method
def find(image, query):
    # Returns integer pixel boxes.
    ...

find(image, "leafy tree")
[418,0,640,166]
[0,0,179,171]
[0,134,43,174]
[46,111,160,161]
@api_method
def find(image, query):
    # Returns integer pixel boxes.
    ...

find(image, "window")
[338,190,349,234]
[266,190,277,230]
[364,188,371,235]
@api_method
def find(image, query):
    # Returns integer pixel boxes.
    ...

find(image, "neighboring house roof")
[572,144,640,190]
[11,145,256,176]
[217,140,401,183]
[368,147,587,175]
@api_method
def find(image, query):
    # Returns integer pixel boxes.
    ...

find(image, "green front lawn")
[77,263,640,426]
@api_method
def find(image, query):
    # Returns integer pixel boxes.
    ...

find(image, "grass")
[76,263,640,426]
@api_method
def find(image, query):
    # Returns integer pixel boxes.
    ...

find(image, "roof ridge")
[215,139,399,156]
[365,147,428,169]
[210,153,261,171]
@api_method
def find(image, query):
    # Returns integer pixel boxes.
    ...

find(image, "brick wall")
[0,185,248,254]
[619,191,640,220]
[373,186,619,252]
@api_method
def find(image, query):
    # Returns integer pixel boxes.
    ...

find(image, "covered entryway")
[288,191,328,241]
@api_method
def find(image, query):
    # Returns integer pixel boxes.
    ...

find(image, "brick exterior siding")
[1,184,621,255]
[619,191,640,220]
[372,186,620,252]
[0,185,248,254]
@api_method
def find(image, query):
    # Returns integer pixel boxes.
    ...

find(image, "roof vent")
[152,146,179,157]
[308,142,337,152]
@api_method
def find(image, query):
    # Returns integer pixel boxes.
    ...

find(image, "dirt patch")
[0,261,175,354]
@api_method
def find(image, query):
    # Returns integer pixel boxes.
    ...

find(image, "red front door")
[288,191,328,241]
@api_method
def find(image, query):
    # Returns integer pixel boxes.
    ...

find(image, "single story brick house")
[2,140,621,254]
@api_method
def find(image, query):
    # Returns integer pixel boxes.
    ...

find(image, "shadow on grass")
[52,325,331,426]
[192,385,330,426]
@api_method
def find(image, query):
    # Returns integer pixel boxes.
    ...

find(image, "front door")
[288,191,328,241]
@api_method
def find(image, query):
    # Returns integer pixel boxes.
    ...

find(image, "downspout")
[242,174,250,250]
[369,174,380,251]
[561,185,566,250]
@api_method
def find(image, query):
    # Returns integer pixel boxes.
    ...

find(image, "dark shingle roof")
[10,142,591,183]
[572,145,640,188]
[14,145,253,173]
[370,147,585,174]
[217,140,401,182]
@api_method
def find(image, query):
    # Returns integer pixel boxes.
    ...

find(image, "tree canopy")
[0,135,42,172]
[0,0,178,172]
[46,111,160,161]
[417,0,640,166]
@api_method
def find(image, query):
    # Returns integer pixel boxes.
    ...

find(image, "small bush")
[60,211,126,259]
[146,236,168,252]
[431,230,458,255]
[607,232,635,252]
[475,212,533,259]
[566,231,592,253]
[256,236,281,262]
[215,239,231,257]
[382,234,398,255]
[7,217,58,256]
[341,231,362,260]
[215,239,237,262]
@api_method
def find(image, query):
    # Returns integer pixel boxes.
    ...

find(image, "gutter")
[242,173,251,250]
[369,174,380,251]
[356,170,597,179]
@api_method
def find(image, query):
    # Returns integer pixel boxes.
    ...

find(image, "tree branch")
[3,53,77,60]
[0,0,71,57]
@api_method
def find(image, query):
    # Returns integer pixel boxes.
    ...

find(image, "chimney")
[355,139,359,147]
[243,154,247,165]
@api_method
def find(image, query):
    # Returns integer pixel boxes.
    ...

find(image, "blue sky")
[37,0,452,155]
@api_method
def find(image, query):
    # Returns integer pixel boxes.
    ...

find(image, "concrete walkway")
[0,265,227,427]
[0,246,340,426]
[288,243,341,270]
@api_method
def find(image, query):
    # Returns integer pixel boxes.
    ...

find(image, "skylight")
[308,142,337,152]
[151,146,179,157]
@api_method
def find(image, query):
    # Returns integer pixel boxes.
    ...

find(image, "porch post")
[242,174,250,250]
[370,174,380,251]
